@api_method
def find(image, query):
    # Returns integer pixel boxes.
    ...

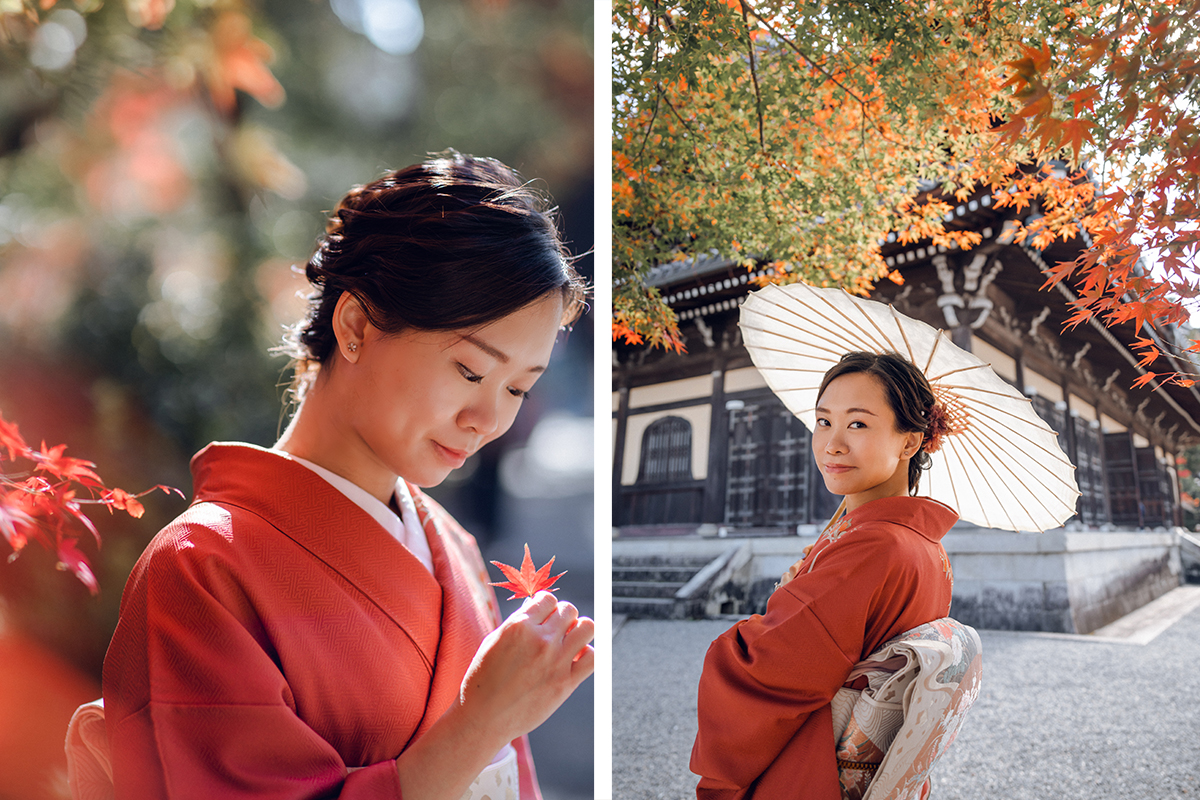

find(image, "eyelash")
[816,418,865,428]
[457,364,530,400]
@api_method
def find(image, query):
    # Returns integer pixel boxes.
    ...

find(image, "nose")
[823,430,847,455]
[458,388,503,438]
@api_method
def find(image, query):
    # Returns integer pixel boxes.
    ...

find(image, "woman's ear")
[902,430,923,459]
[332,293,370,363]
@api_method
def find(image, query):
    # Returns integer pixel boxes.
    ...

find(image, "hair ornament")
[924,391,970,454]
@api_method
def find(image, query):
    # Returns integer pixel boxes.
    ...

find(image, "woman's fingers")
[520,591,559,623]
[569,644,595,678]
[563,614,595,652]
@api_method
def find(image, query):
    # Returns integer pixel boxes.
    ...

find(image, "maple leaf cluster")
[0,408,180,595]
[613,0,1200,382]
[489,543,566,601]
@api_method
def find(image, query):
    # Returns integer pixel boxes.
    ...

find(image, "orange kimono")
[690,496,956,800]
[102,442,540,799]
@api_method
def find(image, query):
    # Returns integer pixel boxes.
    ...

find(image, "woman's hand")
[460,591,595,747]
[396,593,594,799]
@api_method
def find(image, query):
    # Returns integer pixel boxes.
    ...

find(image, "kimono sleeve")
[690,529,900,798]
[103,529,404,800]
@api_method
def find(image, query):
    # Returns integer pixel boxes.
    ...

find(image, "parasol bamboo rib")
[953,403,1078,474]
[839,288,903,355]
[937,384,1043,400]
[956,424,1079,516]
[952,415,1074,485]
[946,430,1023,532]
[739,323,865,360]
[922,331,946,376]
[742,307,886,355]
[950,418,1065,504]
[766,286,895,355]
[927,362,995,384]
[890,305,920,367]
[944,391,1076,444]
[944,430,1020,531]
[937,443,964,518]
[942,434,994,529]
[955,423,1081,519]
[942,395,1061,438]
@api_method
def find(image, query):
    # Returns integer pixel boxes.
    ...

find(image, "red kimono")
[690,496,956,800]
[102,442,541,799]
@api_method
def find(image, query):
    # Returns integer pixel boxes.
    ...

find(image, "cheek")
[491,400,523,439]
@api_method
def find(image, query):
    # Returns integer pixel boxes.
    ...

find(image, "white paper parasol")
[739,282,1079,532]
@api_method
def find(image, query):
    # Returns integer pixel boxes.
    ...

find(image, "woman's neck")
[275,382,397,505]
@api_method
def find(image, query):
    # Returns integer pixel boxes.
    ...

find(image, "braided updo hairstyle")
[816,351,937,494]
[280,151,587,397]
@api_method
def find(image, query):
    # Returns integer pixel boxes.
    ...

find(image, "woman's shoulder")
[131,498,286,590]
[845,496,957,543]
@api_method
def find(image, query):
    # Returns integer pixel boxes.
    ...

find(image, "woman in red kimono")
[101,152,594,800]
[691,351,957,800]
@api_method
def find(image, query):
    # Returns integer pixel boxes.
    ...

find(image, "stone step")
[612,596,675,619]
[612,565,703,583]
[613,580,685,599]
[612,554,713,568]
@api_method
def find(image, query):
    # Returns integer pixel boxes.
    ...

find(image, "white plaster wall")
[724,366,768,394]
[620,405,712,486]
[1071,396,1097,421]
[628,375,712,408]
[1025,368,1063,402]
[970,336,1017,382]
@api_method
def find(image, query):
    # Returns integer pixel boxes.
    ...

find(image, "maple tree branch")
[654,83,701,146]
[632,2,664,167]
[739,0,766,153]
[739,0,901,146]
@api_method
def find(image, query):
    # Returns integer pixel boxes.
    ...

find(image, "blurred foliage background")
[0,1,594,798]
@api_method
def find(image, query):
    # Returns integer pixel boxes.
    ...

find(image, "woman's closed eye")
[453,364,482,386]
[459,363,531,399]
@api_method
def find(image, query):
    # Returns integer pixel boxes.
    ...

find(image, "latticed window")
[724,399,813,528]
[636,417,693,484]
[1071,416,1108,526]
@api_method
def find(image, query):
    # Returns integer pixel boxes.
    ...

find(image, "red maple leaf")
[489,543,565,600]
[32,443,104,488]
[0,410,28,462]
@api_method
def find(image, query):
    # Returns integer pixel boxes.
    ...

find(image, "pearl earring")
[347,342,358,353]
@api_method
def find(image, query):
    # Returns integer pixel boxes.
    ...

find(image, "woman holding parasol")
[690,283,1077,800]
[95,152,594,800]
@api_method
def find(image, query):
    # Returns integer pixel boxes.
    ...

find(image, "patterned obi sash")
[831,618,982,800]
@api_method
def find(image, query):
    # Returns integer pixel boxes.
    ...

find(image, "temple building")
[612,190,1195,633]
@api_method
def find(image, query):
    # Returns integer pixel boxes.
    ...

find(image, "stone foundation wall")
[944,529,1182,634]
[614,526,1184,632]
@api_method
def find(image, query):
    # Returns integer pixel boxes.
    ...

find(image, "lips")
[433,442,472,468]
[822,463,854,474]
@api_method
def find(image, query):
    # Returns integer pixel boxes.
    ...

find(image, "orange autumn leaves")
[613,0,1027,350]
[614,0,1200,378]
[0,409,181,594]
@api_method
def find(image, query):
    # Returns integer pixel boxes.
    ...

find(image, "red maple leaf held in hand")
[489,543,566,600]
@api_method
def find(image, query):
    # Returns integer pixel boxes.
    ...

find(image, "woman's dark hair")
[281,150,587,395]
[817,351,936,494]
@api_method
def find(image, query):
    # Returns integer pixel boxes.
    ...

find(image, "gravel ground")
[612,603,1200,799]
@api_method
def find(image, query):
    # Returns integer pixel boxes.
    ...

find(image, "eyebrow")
[462,334,547,373]
[815,406,877,416]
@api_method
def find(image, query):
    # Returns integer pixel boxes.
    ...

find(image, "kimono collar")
[281,451,434,574]
[843,495,959,543]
